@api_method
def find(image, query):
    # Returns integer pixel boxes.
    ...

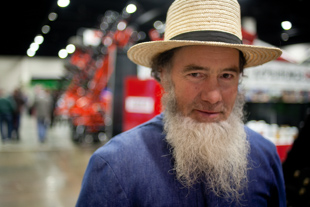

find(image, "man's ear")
[159,68,164,82]
[158,68,166,84]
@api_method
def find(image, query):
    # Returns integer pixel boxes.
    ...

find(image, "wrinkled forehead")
[169,46,244,74]
[172,45,239,67]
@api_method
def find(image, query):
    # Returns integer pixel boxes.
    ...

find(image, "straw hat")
[127,0,282,68]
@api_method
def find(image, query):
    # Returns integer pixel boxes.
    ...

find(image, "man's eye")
[222,73,233,79]
[189,73,201,78]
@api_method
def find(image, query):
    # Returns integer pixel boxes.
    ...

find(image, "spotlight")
[281,21,292,30]
[34,35,44,44]
[42,25,50,34]
[57,0,70,7]
[48,12,58,21]
[66,44,76,54]
[126,4,137,14]
[27,49,36,57]
[58,49,68,59]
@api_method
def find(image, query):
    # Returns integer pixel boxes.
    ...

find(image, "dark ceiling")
[4,0,310,57]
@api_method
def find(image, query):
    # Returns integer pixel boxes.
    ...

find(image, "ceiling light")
[57,0,70,8]
[30,43,39,52]
[34,35,44,44]
[66,44,76,54]
[281,21,292,30]
[42,25,50,34]
[27,49,35,57]
[58,49,68,59]
[48,12,58,21]
[126,4,137,14]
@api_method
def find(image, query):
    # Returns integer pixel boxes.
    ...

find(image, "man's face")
[161,45,240,123]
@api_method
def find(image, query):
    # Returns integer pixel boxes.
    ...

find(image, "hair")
[151,47,246,82]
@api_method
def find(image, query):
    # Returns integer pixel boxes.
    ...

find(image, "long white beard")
[163,91,250,202]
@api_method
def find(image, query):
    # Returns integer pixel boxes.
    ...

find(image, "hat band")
[170,31,242,44]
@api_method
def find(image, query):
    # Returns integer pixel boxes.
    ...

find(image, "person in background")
[50,89,61,127]
[0,89,16,141]
[77,0,286,206]
[283,109,310,206]
[11,88,27,140]
[32,86,52,143]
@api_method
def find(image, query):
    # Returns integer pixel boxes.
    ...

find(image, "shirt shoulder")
[245,126,286,206]
[245,126,278,160]
[83,114,181,206]
[94,114,166,159]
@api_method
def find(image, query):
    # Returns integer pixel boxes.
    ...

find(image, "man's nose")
[200,78,223,105]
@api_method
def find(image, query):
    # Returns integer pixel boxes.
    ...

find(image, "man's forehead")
[171,45,240,70]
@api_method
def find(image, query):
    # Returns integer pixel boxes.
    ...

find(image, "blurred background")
[1,0,310,206]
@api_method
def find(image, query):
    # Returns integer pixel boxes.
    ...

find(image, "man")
[0,89,16,141]
[76,0,286,206]
[12,88,27,140]
[32,86,52,143]
[283,112,310,206]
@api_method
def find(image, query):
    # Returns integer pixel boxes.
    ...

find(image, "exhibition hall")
[1,0,310,206]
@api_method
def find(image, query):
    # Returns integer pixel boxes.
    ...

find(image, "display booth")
[123,77,162,131]
[241,60,310,162]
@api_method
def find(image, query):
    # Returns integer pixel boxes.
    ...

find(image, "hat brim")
[127,40,282,68]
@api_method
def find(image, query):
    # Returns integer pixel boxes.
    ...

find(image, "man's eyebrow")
[183,64,209,72]
[183,64,240,73]
[223,67,240,73]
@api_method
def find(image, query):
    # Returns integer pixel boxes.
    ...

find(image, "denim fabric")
[76,113,286,207]
[0,114,13,139]
[37,118,48,142]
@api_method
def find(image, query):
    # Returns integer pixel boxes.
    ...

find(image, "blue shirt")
[76,114,286,206]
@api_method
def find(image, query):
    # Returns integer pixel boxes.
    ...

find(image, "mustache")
[191,101,227,113]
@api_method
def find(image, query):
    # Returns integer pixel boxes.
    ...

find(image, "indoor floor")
[0,113,103,207]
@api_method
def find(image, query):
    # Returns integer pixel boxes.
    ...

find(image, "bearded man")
[76,0,286,206]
